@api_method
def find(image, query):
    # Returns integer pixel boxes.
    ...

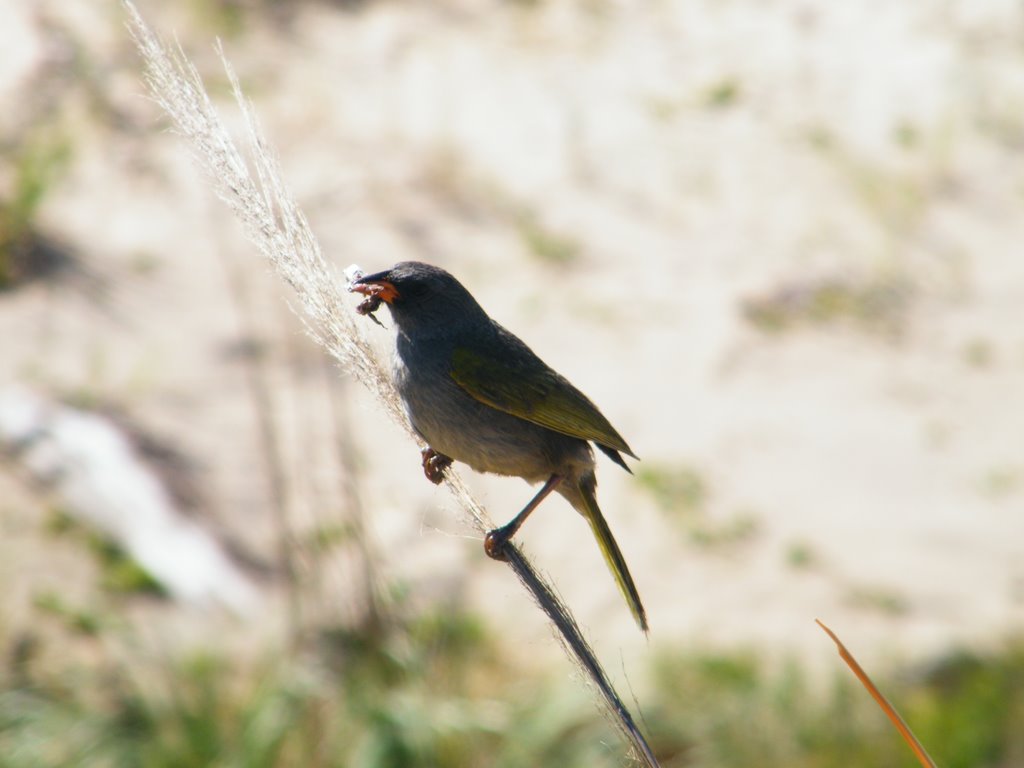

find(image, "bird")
[350,261,648,631]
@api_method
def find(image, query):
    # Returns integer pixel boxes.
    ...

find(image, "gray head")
[351,262,488,333]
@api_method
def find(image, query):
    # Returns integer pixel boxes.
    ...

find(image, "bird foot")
[483,527,512,561]
[420,448,452,485]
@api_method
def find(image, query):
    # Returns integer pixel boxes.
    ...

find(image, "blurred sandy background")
[1,0,1023,762]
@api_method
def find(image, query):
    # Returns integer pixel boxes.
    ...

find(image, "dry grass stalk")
[123,4,659,765]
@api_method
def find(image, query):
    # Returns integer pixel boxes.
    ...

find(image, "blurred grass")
[513,209,581,267]
[1,607,1023,767]
[636,464,760,550]
[742,272,912,338]
[0,606,622,768]
[0,133,72,289]
[46,510,167,598]
[645,643,1024,767]
[636,464,708,517]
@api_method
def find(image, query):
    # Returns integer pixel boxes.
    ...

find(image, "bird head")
[350,262,487,333]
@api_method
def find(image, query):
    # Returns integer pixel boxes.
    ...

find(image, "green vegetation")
[47,510,166,598]
[2,611,1023,767]
[514,209,581,267]
[979,465,1020,499]
[845,585,910,617]
[895,121,920,149]
[636,463,709,517]
[31,592,105,637]
[742,273,911,337]
[785,541,818,569]
[0,609,621,768]
[645,643,1024,767]
[963,338,994,369]
[0,134,72,289]
[703,78,742,109]
[636,464,759,549]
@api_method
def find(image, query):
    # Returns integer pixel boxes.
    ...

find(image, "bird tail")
[575,475,648,632]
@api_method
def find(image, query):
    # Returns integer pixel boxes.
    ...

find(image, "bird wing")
[449,334,637,459]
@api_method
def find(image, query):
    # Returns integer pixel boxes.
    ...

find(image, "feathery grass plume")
[123,4,659,765]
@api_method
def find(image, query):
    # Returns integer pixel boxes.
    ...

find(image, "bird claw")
[420,448,452,485]
[484,528,511,561]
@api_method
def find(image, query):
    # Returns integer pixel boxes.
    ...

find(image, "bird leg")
[484,474,563,561]
[420,447,453,485]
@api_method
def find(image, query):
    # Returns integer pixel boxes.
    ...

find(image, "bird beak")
[350,270,400,303]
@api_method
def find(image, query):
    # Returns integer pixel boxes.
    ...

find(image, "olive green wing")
[450,338,637,460]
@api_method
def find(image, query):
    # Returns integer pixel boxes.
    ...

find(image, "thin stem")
[123,5,659,764]
[217,225,301,649]
[324,365,386,630]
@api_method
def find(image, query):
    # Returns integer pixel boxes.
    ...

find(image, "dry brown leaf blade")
[817,619,938,768]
